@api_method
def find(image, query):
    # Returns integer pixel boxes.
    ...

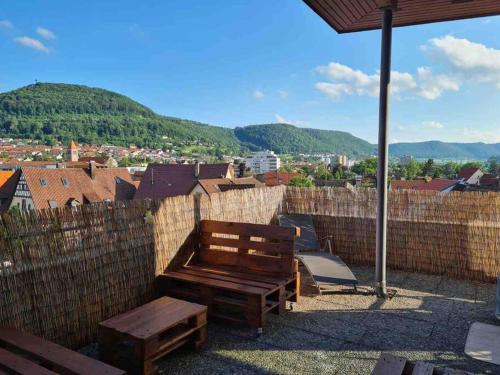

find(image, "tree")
[460,161,484,171]
[289,176,313,187]
[404,159,422,180]
[486,156,500,175]
[351,157,377,176]
[422,159,434,177]
[441,161,460,179]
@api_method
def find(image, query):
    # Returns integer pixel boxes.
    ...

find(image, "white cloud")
[417,67,461,99]
[422,121,444,129]
[0,20,13,29]
[14,36,50,53]
[422,35,500,89]
[315,62,418,99]
[253,90,264,99]
[277,90,288,99]
[36,27,55,40]
[315,61,462,100]
[274,114,307,126]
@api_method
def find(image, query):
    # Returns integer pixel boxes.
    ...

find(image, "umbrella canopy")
[304,0,500,33]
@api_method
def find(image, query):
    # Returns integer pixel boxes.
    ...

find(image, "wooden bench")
[98,296,207,375]
[157,220,300,334]
[0,326,125,375]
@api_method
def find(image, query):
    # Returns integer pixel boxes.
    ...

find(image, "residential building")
[191,177,264,195]
[245,150,280,173]
[134,163,234,200]
[335,155,349,168]
[255,171,301,187]
[79,156,118,168]
[391,178,461,192]
[457,167,484,185]
[9,166,136,211]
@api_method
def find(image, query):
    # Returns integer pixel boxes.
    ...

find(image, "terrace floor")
[153,266,499,375]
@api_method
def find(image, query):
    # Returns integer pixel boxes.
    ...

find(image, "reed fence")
[0,185,498,349]
[284,187,500,283]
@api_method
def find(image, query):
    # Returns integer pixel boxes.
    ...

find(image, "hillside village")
[0,137,498,213]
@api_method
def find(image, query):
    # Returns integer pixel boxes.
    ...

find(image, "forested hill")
[389,141,500,160]
[0,83,241,153]
[235,123,375,156]
[0,83,377,156]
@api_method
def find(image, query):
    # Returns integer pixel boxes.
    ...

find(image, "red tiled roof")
[134,164,232,200]
[457,167,481,180]
[391,179,459,192]
[0,171,14,187]
[0,170,20,211]
[22,167,136,210]
[197,177,263,195]
[256,172,301,187]
[480,173,499,187]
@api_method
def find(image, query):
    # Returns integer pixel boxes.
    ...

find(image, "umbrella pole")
[375,3,395,298]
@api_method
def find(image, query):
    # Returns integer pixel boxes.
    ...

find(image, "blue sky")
[1,0,500,144]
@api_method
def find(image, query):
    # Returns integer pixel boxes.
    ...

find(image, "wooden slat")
[201,220,297,241]
[0,327,125,375]
[186,265,286,286]
[99,297,206,340]
[304,0,500,33]
[179,267,279,290]
[201,235,293,255]
[160,271,269,295]
[0,347,56,375]
[198,248,294,274]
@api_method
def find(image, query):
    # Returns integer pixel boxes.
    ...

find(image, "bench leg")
[245,295,265,332]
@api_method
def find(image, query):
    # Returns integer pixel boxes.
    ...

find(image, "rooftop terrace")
[100,266,498,374]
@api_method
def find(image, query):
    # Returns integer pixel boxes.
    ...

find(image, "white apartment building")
[245,150,281,173]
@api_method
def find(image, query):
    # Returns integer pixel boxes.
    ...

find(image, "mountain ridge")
[0,83,498,160]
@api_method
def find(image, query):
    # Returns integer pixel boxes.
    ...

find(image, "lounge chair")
[278,214,358,294]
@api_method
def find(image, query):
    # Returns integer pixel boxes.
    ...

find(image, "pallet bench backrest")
[198,220,299,277]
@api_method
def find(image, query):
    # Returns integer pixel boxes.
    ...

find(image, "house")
[391,178,461,192]
[79,156,118,168]
[9,165,136,211]
[134,163,234,200]
[0,170,20,211]
[192,177,264,195]
[457,167,484,185]
[255,171,301,187]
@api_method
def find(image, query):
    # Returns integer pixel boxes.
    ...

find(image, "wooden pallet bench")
[0,326,124,375]
[157,220,300,334]
[98,296,207,375]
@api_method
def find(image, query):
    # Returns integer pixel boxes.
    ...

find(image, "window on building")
[27,204,32,210]
[21,199,26,211]
[48,200,58,209]
[115,177,121,184]
[40,178,48,186]
[61,178,69,187]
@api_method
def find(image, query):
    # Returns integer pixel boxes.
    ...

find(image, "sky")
[1,0,500,144]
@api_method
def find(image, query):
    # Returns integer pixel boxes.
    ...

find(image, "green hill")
[234,123,375,157]
[389,141,500,160]
[0,83,377,157]
[0,83,241,153]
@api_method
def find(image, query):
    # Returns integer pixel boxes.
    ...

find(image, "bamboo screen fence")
[0,185,498,349]
[0,187,285,348]
[284,187,500,283]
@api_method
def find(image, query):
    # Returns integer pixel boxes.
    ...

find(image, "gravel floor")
[83,266,500,374]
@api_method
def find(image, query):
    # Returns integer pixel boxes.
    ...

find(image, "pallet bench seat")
[98,296,207,375]
[158,220,300,333]
[0,326,124,375]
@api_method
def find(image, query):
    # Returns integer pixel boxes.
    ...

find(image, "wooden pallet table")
[0,327,124,375]
[98,296,207,375]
